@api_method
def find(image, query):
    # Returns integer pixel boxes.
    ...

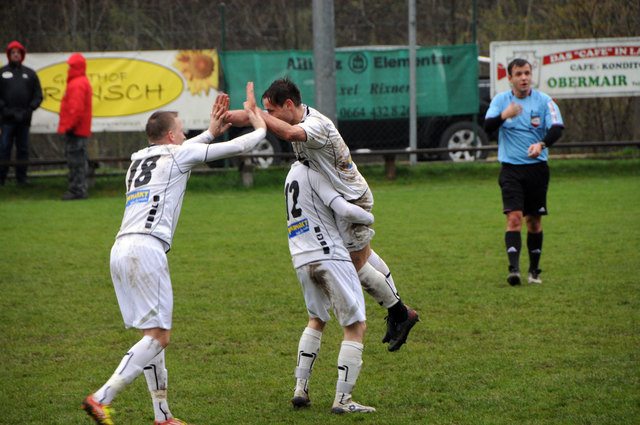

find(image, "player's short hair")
[508,58,531,76]
[262,77,302,107]
[146,111,178,142]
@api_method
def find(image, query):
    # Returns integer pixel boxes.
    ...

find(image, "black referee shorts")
[499,162,549,216]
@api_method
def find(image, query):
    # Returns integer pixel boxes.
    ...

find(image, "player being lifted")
[82,84,266,425]
[286,159,376,413]
[225,78,419,351]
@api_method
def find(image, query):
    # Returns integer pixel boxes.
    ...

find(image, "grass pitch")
[0,159,638,424]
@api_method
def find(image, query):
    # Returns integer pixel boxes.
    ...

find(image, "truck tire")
[249,132,281,168]
[439,121,489,162]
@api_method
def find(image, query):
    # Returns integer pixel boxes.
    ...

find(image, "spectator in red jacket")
[58,53,92,200]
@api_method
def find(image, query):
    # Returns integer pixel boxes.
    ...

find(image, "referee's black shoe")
[507,266,521,286]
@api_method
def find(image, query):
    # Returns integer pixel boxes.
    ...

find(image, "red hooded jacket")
[57,53,92,137]
[6,40,26,63]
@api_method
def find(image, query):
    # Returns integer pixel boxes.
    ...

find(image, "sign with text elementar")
[221,44,479,121]
[490,37,640,99]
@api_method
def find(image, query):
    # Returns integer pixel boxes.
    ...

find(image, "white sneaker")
[331,398,376,414]
[528,269,542,284]
[291,388,311,408]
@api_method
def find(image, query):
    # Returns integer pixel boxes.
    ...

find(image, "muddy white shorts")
[110,234,172,330]
[295,260,366,327]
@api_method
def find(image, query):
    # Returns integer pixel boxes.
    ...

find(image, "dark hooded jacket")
[0,40,43,125]
[58,53,92,137]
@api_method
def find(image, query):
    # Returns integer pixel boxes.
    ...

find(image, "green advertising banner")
[221,44,478,120]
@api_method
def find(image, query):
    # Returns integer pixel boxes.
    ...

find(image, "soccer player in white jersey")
[225,78,419,352]
[286,160,376,414]
[82,84,267,425]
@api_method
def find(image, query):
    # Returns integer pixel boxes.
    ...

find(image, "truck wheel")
[439,121,489,162]
[249,133,281,169]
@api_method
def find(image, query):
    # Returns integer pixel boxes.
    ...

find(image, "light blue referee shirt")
[486,89,564,165]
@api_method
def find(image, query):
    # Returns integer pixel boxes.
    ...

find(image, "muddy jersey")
[116,128,266,250]
[285,161,353,268]
[294,105,369,201]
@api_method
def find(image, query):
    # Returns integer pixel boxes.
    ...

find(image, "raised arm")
[200,83,267,160]
[225,82,306,142]
[209,93,232,137]
[243,82,267,133]
[247,81,305,142]
[184,93,233,145]
[224,109,251,127]
[179,83,267,166]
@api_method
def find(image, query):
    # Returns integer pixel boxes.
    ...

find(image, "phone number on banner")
[339,105,411,120]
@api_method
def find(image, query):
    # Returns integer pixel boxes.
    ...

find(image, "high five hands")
[209,94,232,137]
[243,82,266,132]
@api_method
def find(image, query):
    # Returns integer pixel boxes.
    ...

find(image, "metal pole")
[220,3,226,52]
[408,0,417,166]
[472,0,479,159]
[88,0,93,50]
[220,3,228,142]
[312,0,337,124]
[472,0,477,43]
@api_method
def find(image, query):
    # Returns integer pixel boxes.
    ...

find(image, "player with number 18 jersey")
[116,130,264,252]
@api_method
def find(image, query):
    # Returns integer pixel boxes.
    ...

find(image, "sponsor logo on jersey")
[288,218,309,238]
[126,189,150,207]
[530,112,541,128]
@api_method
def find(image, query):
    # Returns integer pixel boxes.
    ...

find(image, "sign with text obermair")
[490,37,640,99]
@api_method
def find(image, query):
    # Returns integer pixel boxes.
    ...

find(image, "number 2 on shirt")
[285,180,302,220]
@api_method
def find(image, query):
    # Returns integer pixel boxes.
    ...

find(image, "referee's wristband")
[539,141,547,149]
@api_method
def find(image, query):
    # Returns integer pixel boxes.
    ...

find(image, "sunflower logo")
[173,49,219,96]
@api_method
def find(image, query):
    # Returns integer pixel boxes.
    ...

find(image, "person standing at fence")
[286,160,376,414]
[225,78,419,352]
[58,53,93,200]
[484,58,564,286]
[82,87,266,425]
[0,40,43,186]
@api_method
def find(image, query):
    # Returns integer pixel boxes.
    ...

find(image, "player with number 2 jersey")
[285,160,377,414]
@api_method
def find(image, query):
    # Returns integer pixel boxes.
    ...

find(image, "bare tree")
[2,0,638,152]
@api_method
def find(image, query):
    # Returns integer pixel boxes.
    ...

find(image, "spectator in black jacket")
[0,40,43,186]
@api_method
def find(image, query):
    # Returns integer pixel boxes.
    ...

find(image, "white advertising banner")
[2,49,221,134]
[490,37,640,99]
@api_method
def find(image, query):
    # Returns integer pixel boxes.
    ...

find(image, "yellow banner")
[22,50,221,133]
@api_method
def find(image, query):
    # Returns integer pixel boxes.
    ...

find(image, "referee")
[484,58,564,286]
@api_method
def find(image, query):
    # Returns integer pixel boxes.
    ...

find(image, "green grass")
[1,159,639,424]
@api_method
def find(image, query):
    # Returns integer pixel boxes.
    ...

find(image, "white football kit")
[285,161,373,326]
[294,105,374,251]
[111,128,266,329]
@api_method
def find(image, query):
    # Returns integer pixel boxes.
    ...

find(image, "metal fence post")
[312,0,337,125]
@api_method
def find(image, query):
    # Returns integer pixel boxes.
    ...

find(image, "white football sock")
[144,350,173,422]
[295,327,322,392]
[335,341,364,403]
[367,249,399,295]
[94,335,163,405]
[357,262,400,308]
